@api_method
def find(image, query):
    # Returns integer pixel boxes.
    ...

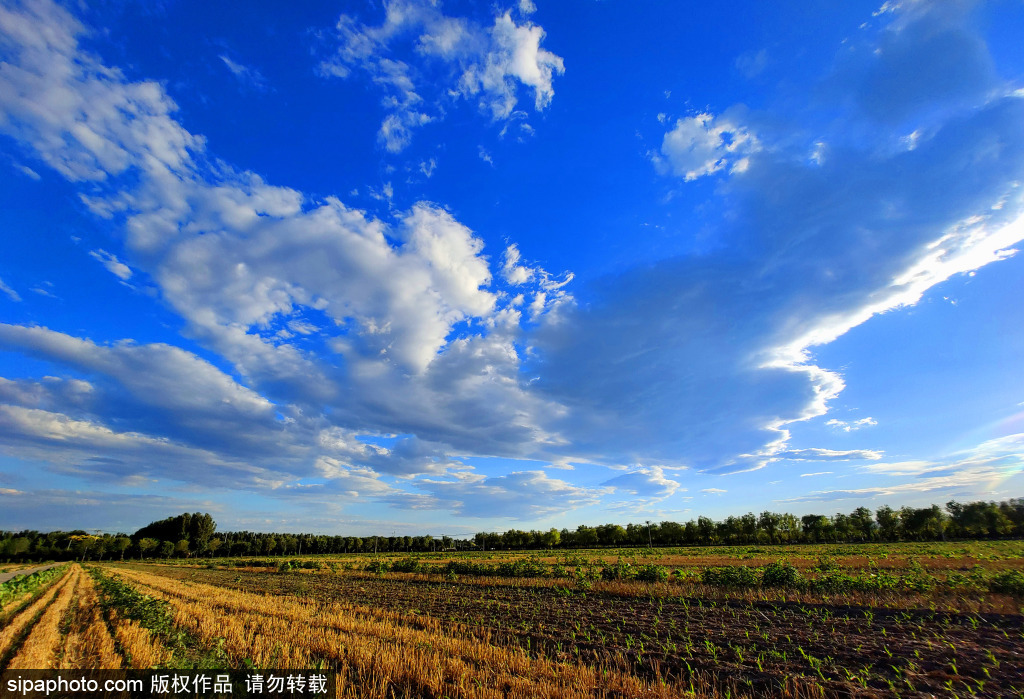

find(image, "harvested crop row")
[60,568,123,669]
[0,565,73,661]
[112,567,689,699]
[106,606,169,670]
[7,565,82,669]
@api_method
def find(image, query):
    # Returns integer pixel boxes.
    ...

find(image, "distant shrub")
[363,559,390,574]
[391,557,423,574]
[701,565,758,587]
[600,560,635,581]
[761,561,800,587]
[635,564,669,583]
[496,558,548,578]
[444,560,494,577]
[989,569,1024,596]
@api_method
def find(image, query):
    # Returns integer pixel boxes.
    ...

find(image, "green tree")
[5,536,30,559]
[850,507,875,541]
[113,536,132,560]
[758,512,781,544]
[875,505,901,540]
[801,515,833,543]
[138,538,159,559]
[575,525,598,547]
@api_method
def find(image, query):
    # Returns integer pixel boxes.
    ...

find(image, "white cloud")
[89,249,132,281]
[800,471,833,477]
[319,1,564,150]
[501,243,533,284]
[701,488,727,494]
[219,55,268,91]
[0,324,298,461]
[15,163,40,179]
[655,111,759,181]
[458,12,564,120]
[0,277,21,302]
[778,448,883,461]
[787,434,1024,502]
[602,466,681,499]
[826,417,878,432]
[0,0,199,182]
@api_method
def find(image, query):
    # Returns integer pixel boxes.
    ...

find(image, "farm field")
[0,542,1022,697]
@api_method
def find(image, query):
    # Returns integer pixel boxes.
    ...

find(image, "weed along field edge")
[0,541,1022,698]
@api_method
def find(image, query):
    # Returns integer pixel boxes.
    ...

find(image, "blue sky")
[1,0,1023,535]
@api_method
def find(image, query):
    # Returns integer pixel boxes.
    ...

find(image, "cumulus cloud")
[654,111,759,181]
[318,0,564,150]
[0,1,579,517]
[457,11,564,119]
[501,243,533,284]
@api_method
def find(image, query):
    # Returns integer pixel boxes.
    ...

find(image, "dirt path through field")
[0,563,60,585]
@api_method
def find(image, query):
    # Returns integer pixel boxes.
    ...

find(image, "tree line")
[2,499,1022,562]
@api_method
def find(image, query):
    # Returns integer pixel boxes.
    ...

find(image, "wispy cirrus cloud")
[827,417,878,432]
[778,448,883,462]
[784,434,1024,503]
[219,55,268,92]
[0,277,21,302]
